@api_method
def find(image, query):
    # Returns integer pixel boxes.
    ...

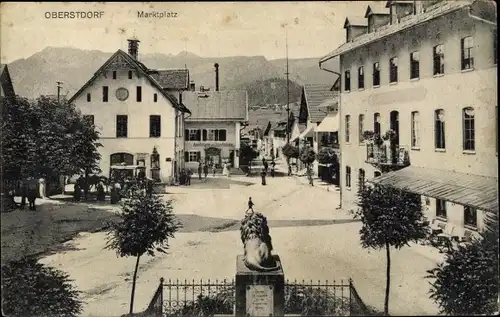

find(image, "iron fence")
[143,277,373,316]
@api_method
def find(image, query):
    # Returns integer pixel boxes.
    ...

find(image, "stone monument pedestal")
[235,255,284,317]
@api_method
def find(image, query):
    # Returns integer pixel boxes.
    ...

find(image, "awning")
[110,165,141,170]
[299,124,314,139]
[369,166,498,212]
[316,115,339,133]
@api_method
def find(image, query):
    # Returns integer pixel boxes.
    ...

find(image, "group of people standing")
[179,168,193,186]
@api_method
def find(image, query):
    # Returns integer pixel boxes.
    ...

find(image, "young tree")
[299,146,316,166]
[105,188,181,315]
[426,213,499,315]
[281,143,299,173]
[1,257,83,317]
[299,146,316,185]
[355,184,427,315]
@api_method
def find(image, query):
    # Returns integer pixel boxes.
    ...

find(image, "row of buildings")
[261,0,497,240]
[65,39,249,183]
[262,83,341,177]
[315,0,497,238]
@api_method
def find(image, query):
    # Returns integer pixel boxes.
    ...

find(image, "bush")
[299,147,316,165]
[282,143,299,159]
[1,258,83,317]
[426,213,499,315]
[316,147,338,166]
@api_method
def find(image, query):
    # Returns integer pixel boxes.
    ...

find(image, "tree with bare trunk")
[105,186,181,315]
[354,184,427,316]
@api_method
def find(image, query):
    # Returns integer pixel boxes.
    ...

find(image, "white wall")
[338,10,497,234]
[73,69,178,182]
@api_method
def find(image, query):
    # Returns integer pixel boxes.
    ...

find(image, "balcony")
[366,143,410,170]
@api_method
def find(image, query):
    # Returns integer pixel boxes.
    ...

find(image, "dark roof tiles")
[182,90,248,121]
[150,69,189,90]
[302,84,338,123]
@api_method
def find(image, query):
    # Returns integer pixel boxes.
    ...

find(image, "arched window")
[462,107,475,151]
[358,114,365,144]
[374,113,381,135]
[435,109,446,149]
[374,171,381,178]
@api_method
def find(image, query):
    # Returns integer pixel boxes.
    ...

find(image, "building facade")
[182,89,248,170]
[295,84,339,173]
[69,39,191,183]
[320,0,497,237]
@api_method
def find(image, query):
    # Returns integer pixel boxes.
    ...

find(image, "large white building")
[69,39,191,183]
[320,0,497,238]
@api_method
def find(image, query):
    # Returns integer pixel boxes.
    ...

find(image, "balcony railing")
[366,143,410,167]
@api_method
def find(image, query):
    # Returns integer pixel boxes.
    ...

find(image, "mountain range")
[6,47,339,103]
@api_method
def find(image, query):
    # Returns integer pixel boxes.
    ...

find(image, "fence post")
[348,278,353,316]
[158,277,164,317]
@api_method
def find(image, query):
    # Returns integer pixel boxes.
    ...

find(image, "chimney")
[214,63,219,91]
[189,80,195,91]
[127,38,140,60]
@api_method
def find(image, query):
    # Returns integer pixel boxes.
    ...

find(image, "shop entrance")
[205,147,222,168]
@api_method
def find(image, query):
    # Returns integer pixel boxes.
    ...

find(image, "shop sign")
[193,142,234,147]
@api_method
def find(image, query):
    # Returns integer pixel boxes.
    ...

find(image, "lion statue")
[240,211,279,271]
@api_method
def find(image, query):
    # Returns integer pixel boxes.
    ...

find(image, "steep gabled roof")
[344,16,368,28]
[300,84,339,123]
[1,63,15,97]
[365,3,390,17]
[182,90,248,121]
[68,50,190,113]
[149,69,190,90]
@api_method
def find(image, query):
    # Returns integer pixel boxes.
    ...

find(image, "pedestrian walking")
[263,158,269,173]
[260,169,267,186]
[186,169,192,186]
[203,163,209,180]
[73,180,81,202]
[307,165,314,186]
[180,169,186,185]
[247,197,255,213]
[212,164,217,177]
[198,162,203,180]
[96,181,105,201]
[271,160,276,178]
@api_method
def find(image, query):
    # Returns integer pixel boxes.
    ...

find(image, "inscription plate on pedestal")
[246,284,274,317]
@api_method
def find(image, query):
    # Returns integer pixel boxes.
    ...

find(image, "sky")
[0,1,379,63]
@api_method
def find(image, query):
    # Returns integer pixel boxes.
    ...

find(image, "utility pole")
[285,24,291,144]
[56,81,63,103]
